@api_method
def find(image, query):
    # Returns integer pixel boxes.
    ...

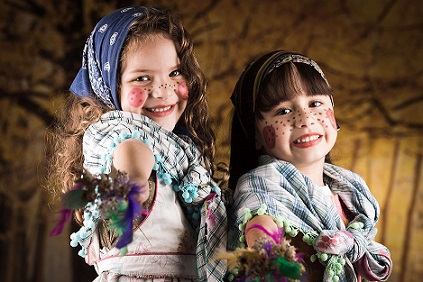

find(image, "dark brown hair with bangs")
[255,62,334,119]
[229,56,334,190]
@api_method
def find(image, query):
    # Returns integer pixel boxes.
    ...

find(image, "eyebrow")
[128,64,180,74]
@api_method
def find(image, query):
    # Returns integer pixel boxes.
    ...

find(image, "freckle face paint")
[176,81,189,100]
[326,109,337,130]
[262,126,276,148]
[128,88,147,108]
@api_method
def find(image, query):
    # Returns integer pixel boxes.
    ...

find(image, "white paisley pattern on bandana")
[70,7,148,110]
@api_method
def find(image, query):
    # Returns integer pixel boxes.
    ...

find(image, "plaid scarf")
[230,155,392,282]
[83,110,227,281]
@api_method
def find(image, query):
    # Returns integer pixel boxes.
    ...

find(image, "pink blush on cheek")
[326,109,337,130]
[262,126,276,149]
[176,81,189,100]
[128,88,147,108]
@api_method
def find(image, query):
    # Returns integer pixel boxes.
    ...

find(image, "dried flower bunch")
[50,170,145,253]
[220,234,305,282]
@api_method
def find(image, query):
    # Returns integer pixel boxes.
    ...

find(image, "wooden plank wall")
[0,1,421,281]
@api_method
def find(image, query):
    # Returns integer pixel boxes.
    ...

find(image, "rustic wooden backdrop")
[1,0,422,281]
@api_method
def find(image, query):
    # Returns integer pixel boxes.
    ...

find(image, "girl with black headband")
[226,51,392,281]
[47,6,227,281]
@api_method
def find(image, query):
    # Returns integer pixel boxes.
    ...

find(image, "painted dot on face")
[262,126,276,149]
[128,88,147,108]
[145,87,152,95]
[176,81,189,100]
[326,109,337,130]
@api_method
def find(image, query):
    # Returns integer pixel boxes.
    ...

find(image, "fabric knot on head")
[70,6,153,110]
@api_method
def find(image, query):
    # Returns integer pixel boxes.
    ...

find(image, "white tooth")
[296,135,319,144]
[151,106,171,112]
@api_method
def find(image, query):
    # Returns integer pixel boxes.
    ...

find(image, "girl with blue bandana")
[227,51,392,281]
[48,6,227,281]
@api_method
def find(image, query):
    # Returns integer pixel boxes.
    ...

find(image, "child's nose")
[294,108,316,128]
[149,82,174,99]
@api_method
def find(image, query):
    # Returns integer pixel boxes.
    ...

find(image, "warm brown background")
[1,0,422,281]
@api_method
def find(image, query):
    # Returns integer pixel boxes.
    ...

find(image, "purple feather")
[246,224,284,244]
[115,182,144,249]
[50,208,73,236]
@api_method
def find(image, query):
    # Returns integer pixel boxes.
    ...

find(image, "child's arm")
[245,214,279,246]
[112,138,155,203]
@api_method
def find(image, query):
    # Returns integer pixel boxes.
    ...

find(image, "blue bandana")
[70,6,155,110]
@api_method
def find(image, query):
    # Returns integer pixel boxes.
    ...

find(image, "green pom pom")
[337,257,346,266]
[289,229,298,237]
[257,207,266,215]
[350,222,360,229]
[275,217,284,227]
[244,212,253,221]
[320,253,328,261]
[333,276,340,282]
[328,269,335,277]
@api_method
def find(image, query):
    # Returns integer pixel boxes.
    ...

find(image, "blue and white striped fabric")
[229,155,392,282]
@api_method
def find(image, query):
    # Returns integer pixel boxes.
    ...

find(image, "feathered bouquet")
[219,227,305,282]
[50,170,146,253]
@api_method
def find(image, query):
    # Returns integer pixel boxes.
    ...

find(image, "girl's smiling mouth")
[145,105,175,117]
[146,105,173,113]
[293,134,322,147]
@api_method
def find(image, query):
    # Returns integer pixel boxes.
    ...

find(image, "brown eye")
[170,70,182,77]
[310,101,322,107]
[276,108,291,115]
[135,76,149,82]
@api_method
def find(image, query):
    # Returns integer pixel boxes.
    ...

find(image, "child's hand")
[132,179,150,204]
[314,230,354,255]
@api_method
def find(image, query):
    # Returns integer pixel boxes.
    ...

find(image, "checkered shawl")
[83,111,227,281]
[230,155,392,282]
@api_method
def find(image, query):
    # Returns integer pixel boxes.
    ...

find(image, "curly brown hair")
[46,8,228,223]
